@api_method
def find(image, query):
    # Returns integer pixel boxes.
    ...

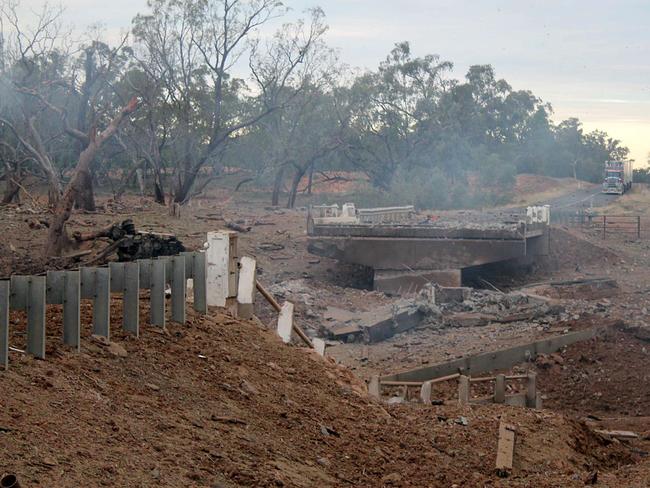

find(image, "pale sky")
[15,0,650,166]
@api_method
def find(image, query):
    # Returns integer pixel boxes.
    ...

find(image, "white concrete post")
[368,376,380,399]
[236,256,256,319]
[312,337,326,356]
[420,380,432,404]
[277,302,294,343]
[206,231,236,307]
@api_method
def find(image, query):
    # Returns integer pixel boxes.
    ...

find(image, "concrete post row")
[0,250,208,369]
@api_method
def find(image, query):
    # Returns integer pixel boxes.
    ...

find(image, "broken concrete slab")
[326,300,428,343]
[433,286,471,305]
[444,312,493,328]
[526,277,619,300]
[373,269,461,295]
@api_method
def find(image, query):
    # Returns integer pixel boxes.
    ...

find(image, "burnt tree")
[44,97,138,256]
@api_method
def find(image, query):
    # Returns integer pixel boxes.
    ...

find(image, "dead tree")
[44,97,138,256]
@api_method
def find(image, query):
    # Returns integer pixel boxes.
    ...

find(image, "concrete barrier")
[380,323,615,383]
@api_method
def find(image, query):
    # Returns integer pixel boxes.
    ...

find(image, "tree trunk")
[271,165,285,207]
[153,168,165,205]
[287,165,308,209]
[73,169,96,211]
[44,97,138,256]
[306,164,314,195]
[1,162,20,204]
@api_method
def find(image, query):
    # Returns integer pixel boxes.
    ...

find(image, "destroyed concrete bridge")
[307,204,551,294]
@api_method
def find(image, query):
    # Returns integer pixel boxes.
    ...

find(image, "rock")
[146,383,160,391]
[381,472,402,484]
[91,334,110,345]
[386,396,404,405]
[455,416,469,426]
[151,468,161,479]
[107,342,128,357]
[240,380,259,396]
[316,457,331,467]
[42,456,58,467]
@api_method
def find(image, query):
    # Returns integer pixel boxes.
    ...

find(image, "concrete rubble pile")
[323,284,567,344]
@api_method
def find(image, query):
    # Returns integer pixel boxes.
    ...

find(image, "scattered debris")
[75,219,185,263]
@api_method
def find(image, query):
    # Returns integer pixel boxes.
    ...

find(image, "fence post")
[603,215,606,239]
[526,372,537,408]
[638,216,641,239]
[494,374,506,404]
[458,375,470,405]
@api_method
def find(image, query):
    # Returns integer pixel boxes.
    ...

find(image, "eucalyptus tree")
[343,42,453,189]
[130,0,326,204]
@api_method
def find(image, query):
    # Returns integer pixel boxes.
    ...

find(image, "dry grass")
[599,183,650,215]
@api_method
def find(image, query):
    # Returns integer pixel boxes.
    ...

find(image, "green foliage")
[0,3,632,209]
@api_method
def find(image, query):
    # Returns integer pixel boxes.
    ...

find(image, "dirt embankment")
[536,329,650,419]
[0,306,647,487]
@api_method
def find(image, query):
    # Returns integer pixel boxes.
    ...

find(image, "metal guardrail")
[0,251,207,369]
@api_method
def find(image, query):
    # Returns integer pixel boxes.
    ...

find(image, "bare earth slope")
[0,307,647,487]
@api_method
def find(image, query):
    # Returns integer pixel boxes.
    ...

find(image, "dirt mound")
[536,329,650,418]
[546,226,620,271]
[0,306,644,487]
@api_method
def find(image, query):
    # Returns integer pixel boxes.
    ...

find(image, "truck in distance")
[602,161,633,194]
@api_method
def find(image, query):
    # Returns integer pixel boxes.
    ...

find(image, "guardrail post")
[420,380,432,404]
[277,302,294,343]
[458,375,470,405]
[192,252,207,314]
[206,231,238,307]
[526,372,537,408]
[63,271,80,350]
[237,256,256,319]
[46,270,80,350]
[150,259,166,328]
[494,374,506,404]
[80,267,111,340]
[170,256,186,324]
[0,281,9,369]
[124,262,140,336]
[27,276,46,359]
[11,276,46,359]
[368,375,380,399]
